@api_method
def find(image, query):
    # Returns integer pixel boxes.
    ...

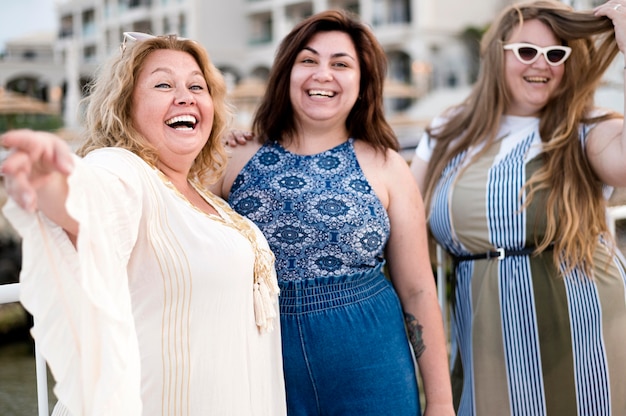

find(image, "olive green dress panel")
[428,115,626,415]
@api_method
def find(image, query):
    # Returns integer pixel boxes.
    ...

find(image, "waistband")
[452,243,554,263]
[279,262,389,314]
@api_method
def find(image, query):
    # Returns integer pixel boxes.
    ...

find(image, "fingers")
[4,171,36,212]
[0,130,74,213]
[594,1,624,16]
[1,149,38,212]
[593,2,626,55]
[224,130,254,147]
[1,130,74,176]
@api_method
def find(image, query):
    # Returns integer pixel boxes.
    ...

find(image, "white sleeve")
[2,151,144,416]
[414,115,450,162]
[415,131,435,162]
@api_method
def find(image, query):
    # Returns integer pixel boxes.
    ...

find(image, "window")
[373,0,411,26]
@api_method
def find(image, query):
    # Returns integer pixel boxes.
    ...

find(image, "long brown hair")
[423,0,620,273]
[252,9,398,152]
[77,35,231,184]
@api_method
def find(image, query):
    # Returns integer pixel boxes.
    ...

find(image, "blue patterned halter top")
[228,138,390,282]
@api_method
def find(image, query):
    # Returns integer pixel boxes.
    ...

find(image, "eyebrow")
[149,67,205,78]
[302,46,357,62]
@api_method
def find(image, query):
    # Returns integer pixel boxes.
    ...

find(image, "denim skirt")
[279,262,421,416]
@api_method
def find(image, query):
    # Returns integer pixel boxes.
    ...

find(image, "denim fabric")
[279,262,421,416]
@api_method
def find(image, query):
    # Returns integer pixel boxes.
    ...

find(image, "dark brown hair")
[252,9,398,152]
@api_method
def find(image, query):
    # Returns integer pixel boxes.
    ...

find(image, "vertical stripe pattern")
[426,116,626,416]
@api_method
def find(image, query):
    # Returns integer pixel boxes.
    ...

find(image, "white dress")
[3,148,286,416]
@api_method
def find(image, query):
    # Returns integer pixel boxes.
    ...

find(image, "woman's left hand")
[595,1,626,53]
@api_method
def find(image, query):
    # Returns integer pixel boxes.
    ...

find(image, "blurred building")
[0,32,64,115]
[0,0,622,154]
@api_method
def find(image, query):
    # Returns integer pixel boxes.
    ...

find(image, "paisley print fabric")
[229,139,390,281]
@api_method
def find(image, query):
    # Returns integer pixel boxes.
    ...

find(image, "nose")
[175,88,195,105]
[312,67,333,82]
[531,53,550,68]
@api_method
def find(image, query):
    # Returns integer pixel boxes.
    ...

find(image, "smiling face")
[131,49,214,172]
[289,30,360,133]
[504,19,565,117]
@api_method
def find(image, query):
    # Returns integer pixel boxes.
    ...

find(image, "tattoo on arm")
[404,312,426,359]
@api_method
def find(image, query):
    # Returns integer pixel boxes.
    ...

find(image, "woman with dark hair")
[218,9,454,416]
[411,1,626,414]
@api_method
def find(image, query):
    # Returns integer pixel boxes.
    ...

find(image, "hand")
[595,1,626,53]
[223,129,254,147]
[1,129,74,212]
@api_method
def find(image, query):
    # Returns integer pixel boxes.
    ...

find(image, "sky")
[0,0,57,53]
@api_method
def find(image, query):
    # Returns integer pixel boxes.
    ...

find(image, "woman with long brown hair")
[411,1,626,414]
[220,9,454,416]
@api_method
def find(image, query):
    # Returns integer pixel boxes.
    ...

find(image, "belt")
[453,244,554,263]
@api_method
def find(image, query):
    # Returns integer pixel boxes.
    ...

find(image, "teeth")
[524,76,548,83]
[165,115,197,130]
[309,90,335,97]
[165,115,197,125]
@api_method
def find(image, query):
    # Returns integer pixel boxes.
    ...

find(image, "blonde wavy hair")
[77,34,231,184]
[423,0,620,273]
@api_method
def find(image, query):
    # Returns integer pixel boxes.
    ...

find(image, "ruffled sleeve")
[2,150,144,415]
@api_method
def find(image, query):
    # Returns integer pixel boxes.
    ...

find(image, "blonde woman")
[1,34,286,415]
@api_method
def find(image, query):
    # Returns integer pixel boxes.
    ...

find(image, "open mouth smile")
[165,115,197,131]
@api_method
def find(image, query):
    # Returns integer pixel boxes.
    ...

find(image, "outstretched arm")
[1,129,78,239]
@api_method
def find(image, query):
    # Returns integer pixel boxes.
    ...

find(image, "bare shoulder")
[352,140,414,209]
[353,140,411,176]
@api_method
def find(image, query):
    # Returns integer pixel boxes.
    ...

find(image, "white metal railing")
[0,282,19,304]
[0,283,49,416]
[608,205,626,237]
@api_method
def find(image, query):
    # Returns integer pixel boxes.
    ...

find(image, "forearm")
[404,292,453,410]
[36,171,78,237]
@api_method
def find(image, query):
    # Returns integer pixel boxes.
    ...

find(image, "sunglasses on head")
[120,32,156,54]
[119,31,191,54]
[503,43,572,66]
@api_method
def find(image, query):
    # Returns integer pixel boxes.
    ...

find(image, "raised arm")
[590,2,626,187]
[1,129,78,239]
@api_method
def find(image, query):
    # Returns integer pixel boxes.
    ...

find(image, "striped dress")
[416,115,626,416]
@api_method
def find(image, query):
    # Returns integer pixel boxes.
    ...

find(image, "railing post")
[0,282,20,304]
[0,283,50,415]
[436,245,448,338]
[35,337,49,416]
[607,205,626,237]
